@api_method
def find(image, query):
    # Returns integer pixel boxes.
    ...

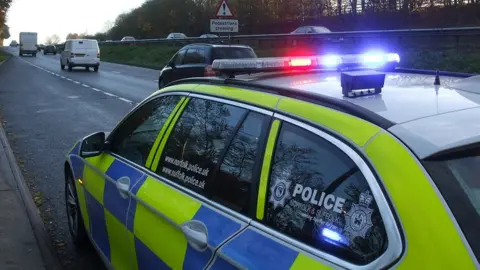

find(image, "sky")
[5,0,147,44]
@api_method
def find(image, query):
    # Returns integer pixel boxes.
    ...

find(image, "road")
[0,47,160,269]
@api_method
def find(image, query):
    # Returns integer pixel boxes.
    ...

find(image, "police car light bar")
[211,52,400,75]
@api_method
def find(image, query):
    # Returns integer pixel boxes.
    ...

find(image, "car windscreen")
[212,47,257,60]
[423,143,480,262]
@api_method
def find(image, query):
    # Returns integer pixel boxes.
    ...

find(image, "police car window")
[423,147,480,262]
[173,50,186,66]
[211,112,269,214]
[157,98,247,195]
[110,95,182,166]
[264,122,388,265]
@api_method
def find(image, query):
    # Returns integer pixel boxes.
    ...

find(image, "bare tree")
[45,34,61,45]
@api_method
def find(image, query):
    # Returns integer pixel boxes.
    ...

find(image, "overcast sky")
[5,0,146,43]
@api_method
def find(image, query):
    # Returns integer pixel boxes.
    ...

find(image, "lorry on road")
[19,32,38,57]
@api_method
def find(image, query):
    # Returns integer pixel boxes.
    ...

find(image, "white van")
[61,39,100,72]
[19,32,38,57]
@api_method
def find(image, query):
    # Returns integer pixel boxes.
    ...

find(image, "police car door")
[128,95,273,269]
[208,116,402,269]
[81,94,186,269]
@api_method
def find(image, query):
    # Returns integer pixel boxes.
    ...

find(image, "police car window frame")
[107,91,273,222]
[107,92,276,230]
[250,113,403,270]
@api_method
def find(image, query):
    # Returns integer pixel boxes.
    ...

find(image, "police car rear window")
[423,147,480,262]
[264,122,388,265]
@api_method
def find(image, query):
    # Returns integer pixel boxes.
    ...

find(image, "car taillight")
[204,65,215,77]
[97,52,100,58]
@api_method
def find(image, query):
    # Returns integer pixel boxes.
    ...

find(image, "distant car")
[9,40,18,47]
[291,26,331,34]
[166,33,187,39]
[200,34,219,38]
[199,34,222,44]
[121,36,135,42]
[158,43,257,89]
[44,45,57,55]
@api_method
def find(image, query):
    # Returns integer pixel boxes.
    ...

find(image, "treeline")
[0,0,13,41]
[84,0,480,41]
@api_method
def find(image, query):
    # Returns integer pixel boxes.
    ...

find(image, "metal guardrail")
[98,26,480,46]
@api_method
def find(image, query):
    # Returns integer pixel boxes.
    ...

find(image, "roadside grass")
[100,44,480,74]
[0,49,9,62]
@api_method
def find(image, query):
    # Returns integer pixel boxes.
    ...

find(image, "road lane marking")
[112,71,121,74]
[19,57,138,105]
[118,97,132,103]
[103,92,116,97]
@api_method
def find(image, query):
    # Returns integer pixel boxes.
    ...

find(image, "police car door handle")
[181,220,208,252]
[116,176,131,199]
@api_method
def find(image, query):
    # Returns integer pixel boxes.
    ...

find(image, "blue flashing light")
[322,228,343,242]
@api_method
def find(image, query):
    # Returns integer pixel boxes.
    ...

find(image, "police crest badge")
[344,190,374,241]
[269,178,291,210]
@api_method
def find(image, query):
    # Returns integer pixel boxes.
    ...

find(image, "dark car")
[44,45,57,55]
[158,43,257,89]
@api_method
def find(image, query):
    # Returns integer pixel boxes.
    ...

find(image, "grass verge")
[100,44,480,73]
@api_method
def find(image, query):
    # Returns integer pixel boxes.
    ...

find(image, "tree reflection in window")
[157,98,246,195]
[264,123,387,265]
[112,95,182,166]
[212,112,269,214]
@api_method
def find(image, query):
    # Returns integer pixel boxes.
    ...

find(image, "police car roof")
[170,70,480,159]
[243,70,480,158]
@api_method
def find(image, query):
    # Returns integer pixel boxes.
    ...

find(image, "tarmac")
[0,56,62,269]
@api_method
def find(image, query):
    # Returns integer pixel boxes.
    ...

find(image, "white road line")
[118,97,132,103]
[103,92,116,97]
[17,58,136,105]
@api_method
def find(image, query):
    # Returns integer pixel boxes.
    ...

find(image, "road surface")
[0,47,160,269]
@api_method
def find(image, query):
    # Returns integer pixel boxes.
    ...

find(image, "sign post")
[210,0,238,44]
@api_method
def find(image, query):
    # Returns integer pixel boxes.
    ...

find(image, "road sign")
[216,0,233,17]
[210,19,238,33]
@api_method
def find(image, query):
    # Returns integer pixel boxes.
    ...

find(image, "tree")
[45,34,61,45]
[66,33,80,40]
[0,24,9,39]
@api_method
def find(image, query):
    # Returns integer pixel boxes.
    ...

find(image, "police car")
[64,52,480,269]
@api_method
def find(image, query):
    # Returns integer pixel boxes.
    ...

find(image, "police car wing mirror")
[80,131,105,158]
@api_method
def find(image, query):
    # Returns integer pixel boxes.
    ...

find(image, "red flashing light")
[289,58,312,67]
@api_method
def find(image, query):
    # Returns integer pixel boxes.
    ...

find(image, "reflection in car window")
[157,98,247,195]
[264,122,387,265]
[183,48,207,64]
[423,149,480,262]
[111,95,182,166]
[173,50,186,66]
[212,112,269,214]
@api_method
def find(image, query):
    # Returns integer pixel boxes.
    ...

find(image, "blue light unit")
[341,70,386,98]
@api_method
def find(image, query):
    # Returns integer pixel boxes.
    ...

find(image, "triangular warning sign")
[216,0,233,17]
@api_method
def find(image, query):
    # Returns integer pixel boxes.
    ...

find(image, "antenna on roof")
[434,70,441,85]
